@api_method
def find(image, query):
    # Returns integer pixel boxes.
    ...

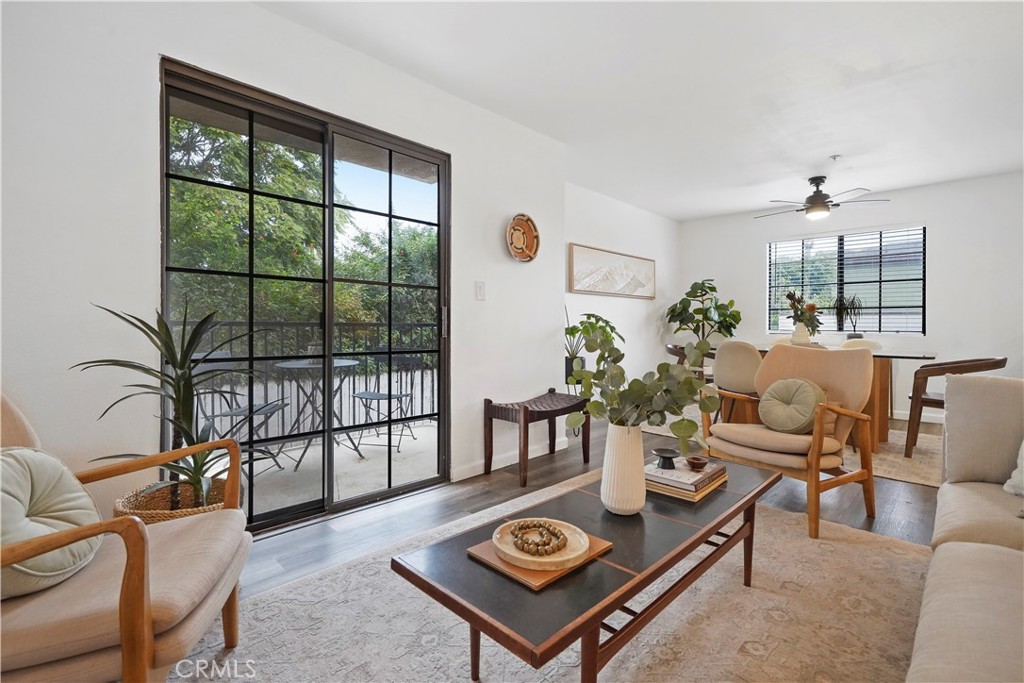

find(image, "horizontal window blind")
[767,226,925,334]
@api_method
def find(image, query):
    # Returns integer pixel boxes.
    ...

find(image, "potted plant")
[74,303,266,520]
[564,312,624,382]
[831,293,864,338]
[566,328,719,515]
[665,279,742,367]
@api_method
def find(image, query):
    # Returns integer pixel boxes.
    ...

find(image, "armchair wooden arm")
[1,516,153,683]
[75,439,242,510]
[715,388,760,403]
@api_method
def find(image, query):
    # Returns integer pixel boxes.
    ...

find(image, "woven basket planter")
[113,478,242,524]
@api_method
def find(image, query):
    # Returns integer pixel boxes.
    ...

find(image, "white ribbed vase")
[600,424,646,515]
[791,322,811,344]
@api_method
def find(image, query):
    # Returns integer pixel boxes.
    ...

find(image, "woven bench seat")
[484,388,590,486]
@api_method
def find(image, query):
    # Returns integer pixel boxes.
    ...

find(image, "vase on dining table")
[791,322,811,345]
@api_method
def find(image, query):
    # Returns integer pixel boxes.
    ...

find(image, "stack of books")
[644,461,727,502]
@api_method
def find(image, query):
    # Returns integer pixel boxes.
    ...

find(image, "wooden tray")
[468,532,612,591]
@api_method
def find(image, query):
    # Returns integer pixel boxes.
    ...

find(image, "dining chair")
[711,340,762,423]
[904,357,1008,458]
[352,356,422,453]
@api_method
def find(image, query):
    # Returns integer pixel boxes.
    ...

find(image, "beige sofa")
[906,375,1024,683]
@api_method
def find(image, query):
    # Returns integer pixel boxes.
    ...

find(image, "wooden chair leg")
[483,400,494,474]
[806,476,821,539]
[518,406,530,487]
[904,394,924,458]
[547,417,556,454]
[859,422,877,518]
[222,585,239,648]
[582,413,591,463]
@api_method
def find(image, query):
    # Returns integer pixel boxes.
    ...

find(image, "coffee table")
[391,460,781,682]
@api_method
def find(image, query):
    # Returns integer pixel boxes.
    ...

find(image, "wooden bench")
[484,388,590,487]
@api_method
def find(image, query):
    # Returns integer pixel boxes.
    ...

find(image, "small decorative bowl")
[651,447,681,470]
[685,455,709,472]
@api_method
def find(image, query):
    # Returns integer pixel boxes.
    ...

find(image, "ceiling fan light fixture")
[805,203,830,220]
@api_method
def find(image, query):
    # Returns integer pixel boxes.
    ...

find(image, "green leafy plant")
[566,329,719,450]
[831,293,863,334]
[74,303,264,507]
[665,279,742,366]
[564,312,624,358]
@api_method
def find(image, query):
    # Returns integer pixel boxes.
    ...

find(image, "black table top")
[392,460,780,659]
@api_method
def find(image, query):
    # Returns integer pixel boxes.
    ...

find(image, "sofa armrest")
[74,439,242,510]
[944,376,1024,484]
[1,516,154,682]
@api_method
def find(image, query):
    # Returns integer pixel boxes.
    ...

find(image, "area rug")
[642,407,943,487]
[178,471,931,682]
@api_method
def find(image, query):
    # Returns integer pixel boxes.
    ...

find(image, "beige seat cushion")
[1,508,247,671]
[932,481,1024,550]
[907,542,1023,683]
[710,422,843,455]
[707,433,844,471]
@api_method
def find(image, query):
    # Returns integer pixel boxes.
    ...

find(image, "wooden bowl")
[685,455,709,471]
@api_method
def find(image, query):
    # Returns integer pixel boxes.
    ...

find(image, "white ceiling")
[261,2,1023,222]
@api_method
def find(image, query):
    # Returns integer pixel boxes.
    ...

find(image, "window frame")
[766,226,927,335]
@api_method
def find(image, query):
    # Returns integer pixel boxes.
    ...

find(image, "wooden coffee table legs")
[470,626,480,681]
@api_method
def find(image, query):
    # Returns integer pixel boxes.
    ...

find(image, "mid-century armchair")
[703,345,876,538]
[1,438,251,683]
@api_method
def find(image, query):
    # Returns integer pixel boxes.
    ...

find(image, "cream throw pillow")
[1,447,102,599]
[1004,440,1024,496]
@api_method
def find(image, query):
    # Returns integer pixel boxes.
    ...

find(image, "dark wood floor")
[241,420,940,599]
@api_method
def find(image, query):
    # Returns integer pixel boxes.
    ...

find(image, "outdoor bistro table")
[392,459,781,682]
[274,357,361,468]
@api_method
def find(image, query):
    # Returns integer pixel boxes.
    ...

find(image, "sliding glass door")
[162,62,448,528]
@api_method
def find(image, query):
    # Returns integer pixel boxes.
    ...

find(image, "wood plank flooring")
[241,419,940,599]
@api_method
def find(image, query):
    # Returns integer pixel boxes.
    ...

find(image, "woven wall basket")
[113,478,242,524]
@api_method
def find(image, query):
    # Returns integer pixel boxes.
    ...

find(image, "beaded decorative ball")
[492,518,590,571]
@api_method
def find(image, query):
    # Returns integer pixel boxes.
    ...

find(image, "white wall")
[1,2,567,511]
[678,171,1024,421]
[564,183,685,379]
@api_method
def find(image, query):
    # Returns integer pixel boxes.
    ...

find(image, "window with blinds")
[767,226,926,334]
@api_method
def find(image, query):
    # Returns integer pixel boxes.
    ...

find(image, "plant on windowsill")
[74,303,270,520]
[566,328,719,515]
[564,311,624,383]
[831,293,864,339]
[665,279,742,368]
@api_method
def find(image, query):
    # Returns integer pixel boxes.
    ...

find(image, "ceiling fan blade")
[754,207,805,219]
[828,187,871,201]
[833,199,891,206]
[769,200,805,205]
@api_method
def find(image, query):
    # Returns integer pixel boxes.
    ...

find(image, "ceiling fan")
[755,176,889,220]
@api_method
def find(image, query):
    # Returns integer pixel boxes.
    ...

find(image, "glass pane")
[251,434,324,517]
[391,420,438,488]
[167,89,249,187]
[397,352,438,419]
[334,208,388,283]
[253,280,323,358]
[392,220,438,286]
[194,364,254,444]
[254,196,324,278]
[392,153,438,223]
[392,287,438,351]
[254,115,323,203]
[333,134,388,212]
[168,180,249,273]
[334,425,387,502]
[334,283,388,353]
[167,272,249,354]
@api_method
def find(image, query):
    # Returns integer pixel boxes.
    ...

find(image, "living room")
[2,2,1022,682]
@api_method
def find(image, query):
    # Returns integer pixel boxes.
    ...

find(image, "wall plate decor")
[506,213,539,262]
[568,243,655,299]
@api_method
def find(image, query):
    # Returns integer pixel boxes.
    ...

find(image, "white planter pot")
[600,424,646,515]
[791,322,811,344]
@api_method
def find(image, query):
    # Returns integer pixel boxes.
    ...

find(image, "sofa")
[906,375,1024,682]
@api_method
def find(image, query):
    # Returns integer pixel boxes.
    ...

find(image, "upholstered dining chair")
[711,340,763,423]
[703,345,876,538]
[904,357,1008,458]
[2,420,251,682]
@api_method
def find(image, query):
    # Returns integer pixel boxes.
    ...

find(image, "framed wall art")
[567,243,655,299]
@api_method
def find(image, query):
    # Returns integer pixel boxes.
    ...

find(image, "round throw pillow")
[1,447,102,599]
[758,378,827,435]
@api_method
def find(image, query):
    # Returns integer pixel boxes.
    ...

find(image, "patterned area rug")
[642,406,943,487]
[179,470,931,682]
